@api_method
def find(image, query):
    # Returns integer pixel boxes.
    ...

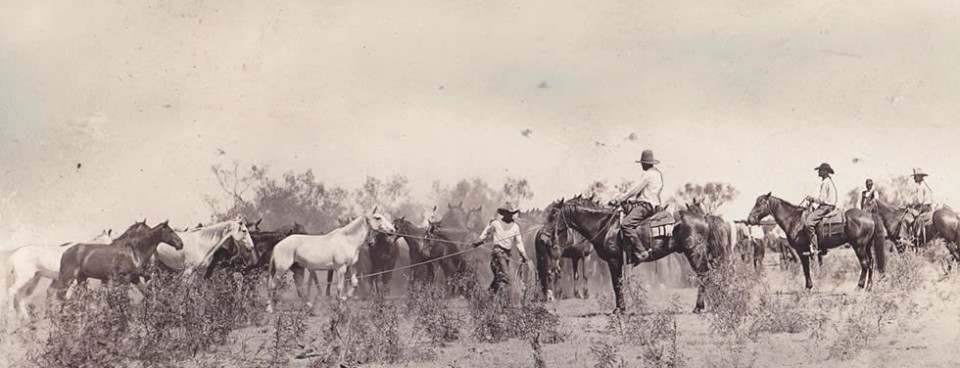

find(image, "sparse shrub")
[32,266,269,367]
[590,338,628,368]
[318,298,406,366]
[403,281,461,346]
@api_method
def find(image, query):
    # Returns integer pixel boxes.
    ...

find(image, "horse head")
[231,217,258,266]
[746,192,773,225]
[365,206,396,234]
[154,220,184,250]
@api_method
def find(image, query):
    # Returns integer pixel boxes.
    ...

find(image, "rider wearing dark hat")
[473,202,528,292]
[803,163,837,256]
[609,149,663,264]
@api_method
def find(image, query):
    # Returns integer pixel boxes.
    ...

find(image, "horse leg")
[290,265,311,308]
[800,254,813,289]
[855,245,870,289]
[324,270,334,296]
[573,257,584,299]
[607,258,625,314]
[581,256,590,299]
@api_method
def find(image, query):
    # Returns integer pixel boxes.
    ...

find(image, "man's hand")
[471,241,484,248]
[607,199,619,207]
[520,257,528,264]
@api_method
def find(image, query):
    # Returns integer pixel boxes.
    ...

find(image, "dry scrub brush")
[32,267,268,368]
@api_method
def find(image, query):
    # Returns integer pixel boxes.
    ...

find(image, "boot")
[623,227,650,265]
[806,226,819,256]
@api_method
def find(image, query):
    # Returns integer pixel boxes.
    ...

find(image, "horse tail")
[705,216,730,262]
[872,213,887,273]
[727,220,738,255]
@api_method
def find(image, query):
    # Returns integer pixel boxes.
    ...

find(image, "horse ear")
[765,192,772,198]
[161,220,169,226]
[254,218,263,227]
[432,205,437,211]
[108,229,112,236]
[372,206,379,214]
[458,201,463,208]
[399,215,405,222]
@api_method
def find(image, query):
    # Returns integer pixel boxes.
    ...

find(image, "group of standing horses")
[9,190,960,321]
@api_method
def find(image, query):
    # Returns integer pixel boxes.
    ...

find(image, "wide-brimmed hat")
[634,150,660,165]
[814,162,834,174]
[497,202,520,216]
[912,168,928,178]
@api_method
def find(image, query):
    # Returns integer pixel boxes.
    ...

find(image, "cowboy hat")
[813,162,834,174]
[912,168,928,177]
[497,202,520,216]
[634,150,660,165]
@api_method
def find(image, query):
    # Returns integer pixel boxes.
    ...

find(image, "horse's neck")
[567,207,615,247]
[130,229,163,266]
[769,198,803,235]
[339,217,371,250]
[178,227,228,263]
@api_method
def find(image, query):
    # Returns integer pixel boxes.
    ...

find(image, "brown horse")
[535,197,596,301]
[205,221,307,277]
[548,197,730,313]
[746,193,886,289]
[55,221,183,299]
[931,207,960,262]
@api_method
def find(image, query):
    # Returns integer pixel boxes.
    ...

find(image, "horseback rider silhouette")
[802,163,837,256]
[906,168,933,242]
[608,149,663,265]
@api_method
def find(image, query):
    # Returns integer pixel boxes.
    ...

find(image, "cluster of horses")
[10,191,960,320]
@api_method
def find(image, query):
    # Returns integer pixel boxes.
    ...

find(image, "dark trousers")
[804,205,835,250]
[622,202,655,261]
[489,247,511,292]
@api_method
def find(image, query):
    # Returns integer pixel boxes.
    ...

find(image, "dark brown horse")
[534,197,596,301]
[421,221,471,294]
[440,202,485,233]
[548,198,730,313]
[746,193,886,289]
[392,216,432,283]
[205,221,307,277]
[55,221,183,298]
[931,207,960,262]
[363,231,399,298]
[873,199,917,252]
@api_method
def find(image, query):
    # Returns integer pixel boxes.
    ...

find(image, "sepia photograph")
[2,0,960,367]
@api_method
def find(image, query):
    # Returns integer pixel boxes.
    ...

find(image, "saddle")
[613,209,677,251]
[816,208,845,240]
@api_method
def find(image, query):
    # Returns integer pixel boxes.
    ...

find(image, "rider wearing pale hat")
[803,162,838,256]
[909,168,933,214]
[610,149,663,264]
[473,202,528,292]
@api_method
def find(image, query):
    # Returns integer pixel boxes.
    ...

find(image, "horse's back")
[10,243,70,279]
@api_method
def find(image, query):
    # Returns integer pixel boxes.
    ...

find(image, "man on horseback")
[473,202,529,293]
[906,168,934,242]
[860,179,877,213]
[803,163,838,256]
[608,149,663,264]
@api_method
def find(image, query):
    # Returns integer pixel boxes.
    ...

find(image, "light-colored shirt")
[619,167,663,206]
[816,177,837,207]
[914,182,933,206]
[860,189,876,209]
[478,219,528,259]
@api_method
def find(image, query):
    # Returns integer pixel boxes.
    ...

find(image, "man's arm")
[514,232,528,262]
[616,175,651,203]
[473,223,494,247]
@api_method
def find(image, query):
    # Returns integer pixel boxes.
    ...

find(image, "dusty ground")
[3,250,960,367]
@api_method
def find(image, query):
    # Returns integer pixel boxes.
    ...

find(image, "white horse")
[6,228,114,318]
[155,216,256,275]
[267,207,395,312]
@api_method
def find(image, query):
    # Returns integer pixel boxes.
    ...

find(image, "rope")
[347,225,545,281]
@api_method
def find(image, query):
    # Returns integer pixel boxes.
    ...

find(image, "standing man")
[860,179,877,213]
[803,163,838,256]
[473,202,529,293]
[609,149,663,265]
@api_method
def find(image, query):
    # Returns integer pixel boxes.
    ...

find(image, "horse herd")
[7,192,960,320]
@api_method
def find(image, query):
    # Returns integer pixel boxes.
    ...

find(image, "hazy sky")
[3,0,960,247]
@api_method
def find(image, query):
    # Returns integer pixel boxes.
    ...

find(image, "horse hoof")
[545,290,556,302]
[693,307,704,314]
[612,307,625,315]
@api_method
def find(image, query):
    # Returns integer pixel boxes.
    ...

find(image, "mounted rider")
[609,149,663,265]
[860,179,877,213]
[906,168,934,238]
[803,163,838,256]
[472,202,529,293]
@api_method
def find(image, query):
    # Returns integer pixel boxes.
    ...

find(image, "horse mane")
[113,222,151,244]
[189,220,238,241]
[113,224,157,250]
